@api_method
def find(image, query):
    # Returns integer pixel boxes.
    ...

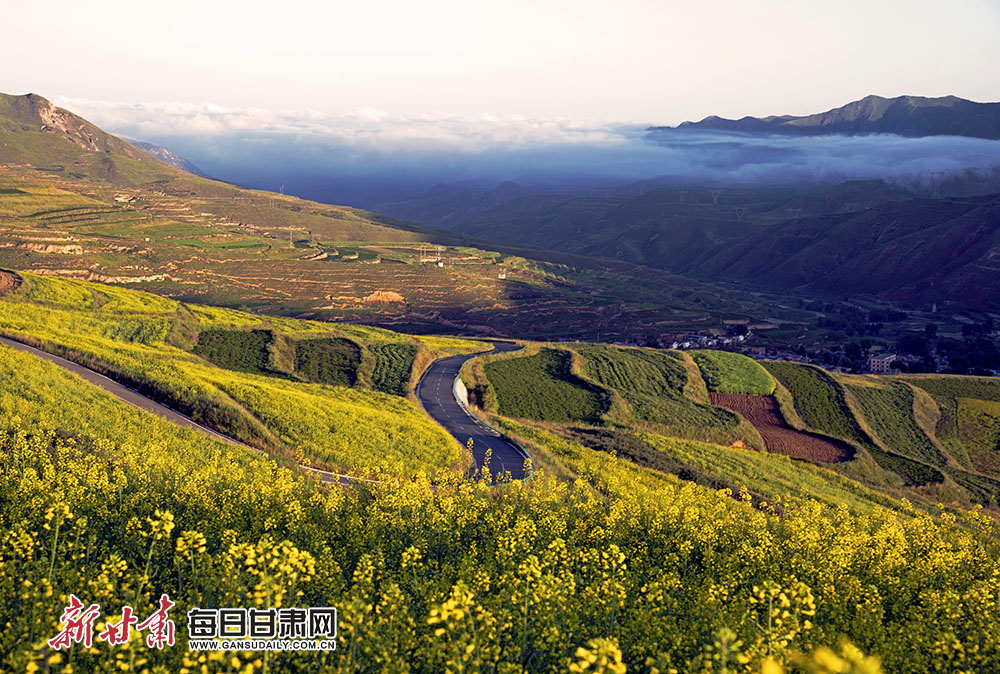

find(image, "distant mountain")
[126,139,207,176]
[656,95,1000,140]
[395,180,933,268]
[376,175,1000,310]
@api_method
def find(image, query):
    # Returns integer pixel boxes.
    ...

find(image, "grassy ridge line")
[675,350,711,404]
[690,350,776,395]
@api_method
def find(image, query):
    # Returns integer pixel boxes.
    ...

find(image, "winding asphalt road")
[416,341,531,480]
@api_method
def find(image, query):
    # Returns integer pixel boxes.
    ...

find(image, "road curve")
[416,341,531,481]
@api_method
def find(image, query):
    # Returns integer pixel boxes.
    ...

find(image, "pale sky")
[3,0,998,125]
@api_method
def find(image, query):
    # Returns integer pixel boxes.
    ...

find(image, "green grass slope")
[691,349,776,395]
[904,375,1000,479]
[763,361,946,488]
[484,348,609,423]
[571,344,761,447]
[843,378,947,468]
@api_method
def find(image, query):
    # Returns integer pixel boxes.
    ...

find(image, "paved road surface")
[416,341,531,480]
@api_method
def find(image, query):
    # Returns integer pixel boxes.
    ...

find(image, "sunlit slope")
[467,343,1000,510]
[465,343,919,511]
[0,274,998,670]
[4,357,998,671]
[0,271,483,475]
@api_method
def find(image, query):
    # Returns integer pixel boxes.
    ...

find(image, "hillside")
[0,270,484,476]
[455,339,1000,510]
[0,92,793,342]
[384,177,1000,311]
[2,273,1000,670]
[695,193,1000,308]
[658,94,1000,139]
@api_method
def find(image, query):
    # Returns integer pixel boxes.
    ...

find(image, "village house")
[867,353,897,373]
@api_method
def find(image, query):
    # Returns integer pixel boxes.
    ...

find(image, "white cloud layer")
[54,97,626,154]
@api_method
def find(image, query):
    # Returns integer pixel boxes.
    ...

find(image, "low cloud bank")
[57,97,1000,206]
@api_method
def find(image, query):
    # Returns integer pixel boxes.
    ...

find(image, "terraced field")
[844,379,946,468]
[0,164,796,342]
[764,361,946,487]
[571,344,758,447]
[484,348,609,423]
[691,350,776,395]
[709,393,854,462]
[904,375,1000,479]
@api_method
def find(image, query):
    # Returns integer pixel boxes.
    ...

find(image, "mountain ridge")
[656,94,1000,139]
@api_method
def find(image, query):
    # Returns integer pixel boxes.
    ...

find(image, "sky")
[4,0,1000,205]
[4,0,998,123]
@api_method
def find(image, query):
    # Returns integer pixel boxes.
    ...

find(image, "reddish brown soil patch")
[0,270,22,295]
[710,393,855,463]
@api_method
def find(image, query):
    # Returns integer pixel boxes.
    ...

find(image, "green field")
[484,348,609,423]
[193,328,274,374]
[762,362,868,444]
[370,342,418,395]
[571,344,757,446]
[845,379,946,468]
[763,362,945,487]
[905,376,1000,473]
[294,337,361,386]
[956,398,1000,473]
[691,349,776,395]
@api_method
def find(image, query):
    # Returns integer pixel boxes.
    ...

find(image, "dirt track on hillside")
[0,270,22,295]
[710,393,855,463]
